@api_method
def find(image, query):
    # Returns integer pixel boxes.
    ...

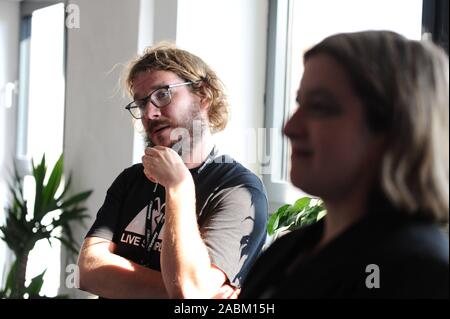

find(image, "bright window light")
[24,2,65,298]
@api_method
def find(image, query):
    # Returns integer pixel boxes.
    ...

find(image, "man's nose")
[142,101,161,119]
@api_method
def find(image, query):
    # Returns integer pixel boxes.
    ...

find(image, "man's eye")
[136,98,148,108]
[154,90,170,100]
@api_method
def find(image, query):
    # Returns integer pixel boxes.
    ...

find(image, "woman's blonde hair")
[124,42,229,133]
[305,31,449,223]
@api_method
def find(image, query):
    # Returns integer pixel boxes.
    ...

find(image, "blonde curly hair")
[124,43,229,133]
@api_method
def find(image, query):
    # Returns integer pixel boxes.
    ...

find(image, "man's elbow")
[76,260,89,292]
[167,282,205,299]
[76,253,97,293]
[167,279,223,299]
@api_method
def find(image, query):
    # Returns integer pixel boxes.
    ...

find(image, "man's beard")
[143,104,207,154]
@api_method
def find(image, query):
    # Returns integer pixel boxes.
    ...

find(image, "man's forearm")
[161,183,223,298]
[78,241,168,298]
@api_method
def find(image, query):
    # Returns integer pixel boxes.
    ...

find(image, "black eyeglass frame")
[124,81,198,119]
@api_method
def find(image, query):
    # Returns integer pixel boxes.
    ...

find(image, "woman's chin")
[291,174,320,197]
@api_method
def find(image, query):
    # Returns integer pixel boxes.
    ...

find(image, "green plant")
[267,196,326,241]
[0,154,92,299]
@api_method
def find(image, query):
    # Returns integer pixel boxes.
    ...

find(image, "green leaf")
[1,152,92,298]
[1,211,32,254]
[267,197,326,237]
[291,197,311,213]
[8,183,27,221]
[317,209,327,220]
[3,259,18,297]
[58,190,93,210]
[267,204,290,235]
[46,238,53,248]
[25,269,46,297]
[55,173,72,203]
[277,204,294,227]
[267,214,279,236]
[38,155,64,221]
[32,154,47,220]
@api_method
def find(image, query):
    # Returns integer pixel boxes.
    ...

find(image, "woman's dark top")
[240,209,449,298]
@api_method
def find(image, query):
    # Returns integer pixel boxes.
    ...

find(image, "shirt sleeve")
[199,184,268,288]
[85,169,129,241]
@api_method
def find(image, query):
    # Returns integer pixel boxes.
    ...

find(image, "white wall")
[62,0,141,298]
[0,0,20,288]
[176,0,268,174]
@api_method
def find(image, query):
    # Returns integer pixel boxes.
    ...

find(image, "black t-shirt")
[240,210,449,298]
[86,154,268,287]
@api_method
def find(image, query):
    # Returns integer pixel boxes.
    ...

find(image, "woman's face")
[284,53,385,201]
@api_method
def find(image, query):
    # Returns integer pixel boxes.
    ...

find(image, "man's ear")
[196,84,211,110]
[200,96,211,110]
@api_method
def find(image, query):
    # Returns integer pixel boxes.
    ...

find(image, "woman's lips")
[292,148,313,158]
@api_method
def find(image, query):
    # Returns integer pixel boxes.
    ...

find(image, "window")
[264,0,423,208]
[14,2,66,297]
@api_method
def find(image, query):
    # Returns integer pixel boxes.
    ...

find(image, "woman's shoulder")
[239,222,323,298]
[377,217,449,262]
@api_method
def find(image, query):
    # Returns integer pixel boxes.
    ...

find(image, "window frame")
[422,0,449,53]
[263,0,307,210]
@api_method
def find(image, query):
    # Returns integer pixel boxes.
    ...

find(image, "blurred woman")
[240,30,449,298]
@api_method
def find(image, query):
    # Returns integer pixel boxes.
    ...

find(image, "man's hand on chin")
[142,146,192,188]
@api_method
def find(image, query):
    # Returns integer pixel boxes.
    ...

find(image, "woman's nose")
[284,107,306,139]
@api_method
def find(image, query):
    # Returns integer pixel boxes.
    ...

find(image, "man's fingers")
[144,147,156,155]
[145,145,171,154]
[143,168,157,183]
[213,284,240,299]
[230,288,241,299]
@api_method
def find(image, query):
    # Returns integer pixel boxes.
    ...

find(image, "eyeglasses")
[125,81,196,119]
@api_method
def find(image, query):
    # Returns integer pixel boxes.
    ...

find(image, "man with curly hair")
[77,43,268,299]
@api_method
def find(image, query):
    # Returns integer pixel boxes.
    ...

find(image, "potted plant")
[0,154,92,298]
[265,196,326,247]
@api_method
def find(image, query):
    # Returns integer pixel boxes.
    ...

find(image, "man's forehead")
[131,70,181,97]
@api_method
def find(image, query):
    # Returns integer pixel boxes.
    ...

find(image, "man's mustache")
[145,119,172,134]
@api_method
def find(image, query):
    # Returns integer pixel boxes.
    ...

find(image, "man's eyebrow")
[133,84,169,100]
